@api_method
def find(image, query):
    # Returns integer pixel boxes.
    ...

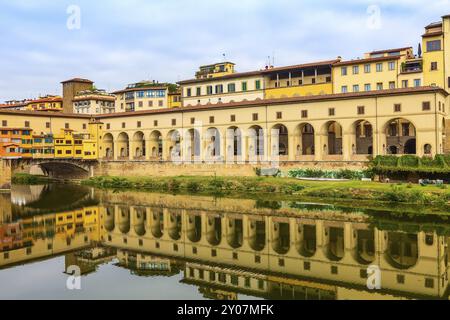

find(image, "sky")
[0,0,449,102]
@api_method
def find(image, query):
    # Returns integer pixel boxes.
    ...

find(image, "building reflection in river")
[0,186,449,300]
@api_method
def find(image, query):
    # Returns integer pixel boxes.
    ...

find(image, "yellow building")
[113,81,179,112]
[32,134,54,159]
[195,62,236,79]
[26,95,63,112]
[73,89,116,115]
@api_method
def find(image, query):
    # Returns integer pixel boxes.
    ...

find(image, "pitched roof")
[97,86,447,119]
[334,55,401,66]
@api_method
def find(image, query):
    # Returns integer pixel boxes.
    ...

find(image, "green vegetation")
[288,168,373,180]
[12,173,53,185]
[82,175,450,210]
[371,155,450,178]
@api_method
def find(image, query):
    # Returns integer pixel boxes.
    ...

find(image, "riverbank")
[82,175,450,211]
[12,173,55,185]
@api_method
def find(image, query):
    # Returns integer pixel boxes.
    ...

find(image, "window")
[206,86,213,95]
[255,80,261,90]
[341,67,348,76]
[209,116,215,124]
[137,121,141,128]
[190,117,195,124]
[196,87,201,96]
[402,80,409,88]
[138,101,143,108]
[414,79,421,87]
[425,278,435,289]
[423,101,431,111]
[388,61,396,71]
[448,76,450,88]
[154,120,158,127]
[245,278,251,288]
[186,88,192,97]
[364,84,371,91]
[233,252,238,260]
[301,110,308,118]
[377,82,384,90]
[389,82,395,89]
[329,108,335,116]
[24,121,30,128]
[431,62,438,71]
[228,83,236,93]
[215,84,224,94]
[341,86,348,93]
[376,63,383,72]
[230,115,236,122]
[427,40,441,52]
[122,122,126,129]
[394,104,401,112]
[211,249,217,257]
[352,65,359,74]
[1,120,6,126]
[331,266,338,275]
[357,106,365,115]
[106,123,111,130]
[276,112,282,119]
[353,84,360,92]
[252,113,258,121]
[279,259,285,267]
[360,269,368,279]
[158,100,163,107]
[65,123,70,129]
[255,255,261,264]
[304,262,311,271]
[172,119,176,126]
[364,64,371,73]
[242,82,248,91]
[148,101,153,107]
[46,122,50,128]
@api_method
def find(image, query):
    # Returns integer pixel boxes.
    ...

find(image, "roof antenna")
[223,53,226,62]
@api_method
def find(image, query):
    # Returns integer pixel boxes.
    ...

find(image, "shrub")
[187,181,201,193]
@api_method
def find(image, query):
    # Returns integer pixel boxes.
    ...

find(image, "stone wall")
[93,160,369,178]
[445,119,450,154]
[0,160,12,190]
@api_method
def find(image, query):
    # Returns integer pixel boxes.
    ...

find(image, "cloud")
[0,0,448,101]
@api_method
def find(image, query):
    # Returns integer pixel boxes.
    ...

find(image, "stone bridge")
[0,158,97,190]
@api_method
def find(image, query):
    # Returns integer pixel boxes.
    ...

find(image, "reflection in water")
[1,185,450,300]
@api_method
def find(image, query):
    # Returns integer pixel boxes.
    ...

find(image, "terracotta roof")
[425,22,442,29]
[61,78,94,84]
[334,55,401,66]
[73,95,116,102]
[422,31,443,38]
[27,97,63,104]
[178,60,339,85]
[112,86,169,94]
[97,86,447,119]
[0,110,92,118]
[369,47,412,55]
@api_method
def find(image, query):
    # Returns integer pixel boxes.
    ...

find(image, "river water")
[0,183,449,300]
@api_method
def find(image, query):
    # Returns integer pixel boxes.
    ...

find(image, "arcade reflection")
[1,185,450,300]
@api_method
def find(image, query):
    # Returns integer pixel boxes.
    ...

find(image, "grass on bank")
[82,175,450,209]
[12,173,53,185]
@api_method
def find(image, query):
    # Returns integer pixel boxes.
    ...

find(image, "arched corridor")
[353,120,374,155]
[149,131,163,160]
[324,121,343,155]
[132,131,145,160]
[270,124,289,158]
[103,133,114,159]
[294,123,315,157]
[117,132,130,159]
[385,118,417,155]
